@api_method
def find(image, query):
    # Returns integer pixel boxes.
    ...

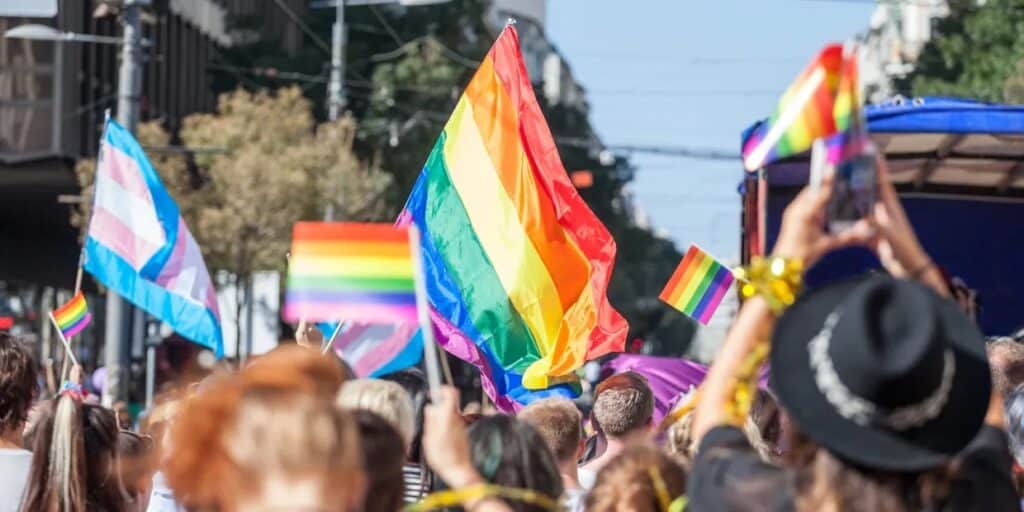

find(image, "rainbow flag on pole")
[742,44,845,171]
[397,25,627,411]
[283,222,417,324]
[659,246,735,325]
[53,292,92,338]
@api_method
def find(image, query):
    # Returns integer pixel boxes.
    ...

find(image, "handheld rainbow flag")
[659,245,735,325]
[283,222,417,324]
[52,292,92,339]
[742,44,845,171]
[398,25,627,411]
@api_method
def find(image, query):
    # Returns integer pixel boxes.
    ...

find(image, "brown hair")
[0,332,39,435]
[22,396,123,512]
[165,347,363,511]
[585,443,686,512]
[592,372,654,438]
[783,426,954,512]
[353,410,405,512]
[517,397,582,463]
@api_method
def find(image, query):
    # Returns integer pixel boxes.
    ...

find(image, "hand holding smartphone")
[810,136,877,232]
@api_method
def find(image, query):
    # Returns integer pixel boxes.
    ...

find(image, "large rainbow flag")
[397,25,627,411]
[742,44,846,171]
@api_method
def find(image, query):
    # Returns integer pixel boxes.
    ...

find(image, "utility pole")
[327,0,345,122]
[104,0,145,407]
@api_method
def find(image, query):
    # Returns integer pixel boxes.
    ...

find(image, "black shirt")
[686,425,1019,512]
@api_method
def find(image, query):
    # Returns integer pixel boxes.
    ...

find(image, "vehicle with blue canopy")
[740,97,1024,335]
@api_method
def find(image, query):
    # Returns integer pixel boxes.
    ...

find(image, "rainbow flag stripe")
[283,222,417,324]
[398,26,627,409]
[659,246,734,325]
[53,292,92,338]
[742,44,845,171]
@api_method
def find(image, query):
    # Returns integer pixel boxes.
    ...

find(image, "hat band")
[808,313,956,431]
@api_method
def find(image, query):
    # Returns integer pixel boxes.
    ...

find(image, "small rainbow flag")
[53,292,92,338]
[283,222,417,325]
[659,246,735,325]
[742,44,845,171]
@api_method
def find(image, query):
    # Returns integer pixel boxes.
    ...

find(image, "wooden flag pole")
[48,312,80,368]
[321,322,346,355]
[438,344,455,386]
[408,226,443,400]
[73,251,85,295]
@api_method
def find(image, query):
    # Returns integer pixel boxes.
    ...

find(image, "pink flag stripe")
[348,325,418,377]
[100,144,155,204]
[89,206,163,270]
[283,303,418,325]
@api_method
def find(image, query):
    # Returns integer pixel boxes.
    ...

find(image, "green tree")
[75,86,391,348]
[901,0,1024,103]
[209,0,696,351]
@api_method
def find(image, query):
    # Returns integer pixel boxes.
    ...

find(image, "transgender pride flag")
[83,118,223,356]
[324,323,422,378]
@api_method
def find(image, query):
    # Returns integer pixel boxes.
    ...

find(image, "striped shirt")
[403,463,430,504]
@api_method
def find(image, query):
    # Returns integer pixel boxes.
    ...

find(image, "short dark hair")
[518,397,582,463]
[0,333,39,433]
[468,415,564,512]
[592,372,654,437]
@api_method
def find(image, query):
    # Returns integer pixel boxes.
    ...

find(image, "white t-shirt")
[0,448,32,512]
[563,488,586,512]
[577,468,597,491]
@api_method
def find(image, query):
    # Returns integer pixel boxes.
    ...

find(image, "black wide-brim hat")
[770,274,990,472]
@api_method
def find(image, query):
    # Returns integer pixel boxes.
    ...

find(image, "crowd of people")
[0,157,1022,511]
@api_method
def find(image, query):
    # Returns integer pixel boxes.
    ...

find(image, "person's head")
[245,344,347,397]
[585,443,687,512]
[166,349,364,512]
[22,395,123,512]
[0,332,39,440]
[118,430,155,511]
[379,368,428,463]
[467,415,564,512]
[336,378,415,448]
[986,337,1024,398]
[352,410,405,512]
[518,397,583,466]
[592,372,654,439]
[770,275,990,510]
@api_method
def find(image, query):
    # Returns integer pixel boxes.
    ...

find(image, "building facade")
[859,0,950,103]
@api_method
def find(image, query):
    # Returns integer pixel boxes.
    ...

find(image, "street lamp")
[4,1,149,408]
[4,24,125,45]
[311,0,451,122]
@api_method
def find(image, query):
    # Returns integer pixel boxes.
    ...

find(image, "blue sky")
[547,0,875,260]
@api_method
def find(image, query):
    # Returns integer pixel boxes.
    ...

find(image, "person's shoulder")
[0,448,32,465]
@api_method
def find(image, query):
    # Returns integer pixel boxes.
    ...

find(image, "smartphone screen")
[828,144,876,232]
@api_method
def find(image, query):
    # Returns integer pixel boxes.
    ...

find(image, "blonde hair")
[518,397,582,463]
[665,410,773,466]
[336,379,415,446]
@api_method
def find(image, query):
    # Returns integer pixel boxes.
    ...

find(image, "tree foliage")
[901,0,1024,103]
[74,86,390,278]
[180,86,390,276]
[194,0,696,351]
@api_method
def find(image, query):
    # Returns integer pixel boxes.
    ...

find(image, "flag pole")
[48,312,80,368]
[321,322,346,355]
[408,226,443,400]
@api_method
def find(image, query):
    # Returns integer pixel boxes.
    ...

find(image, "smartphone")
[828,142,877,232]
